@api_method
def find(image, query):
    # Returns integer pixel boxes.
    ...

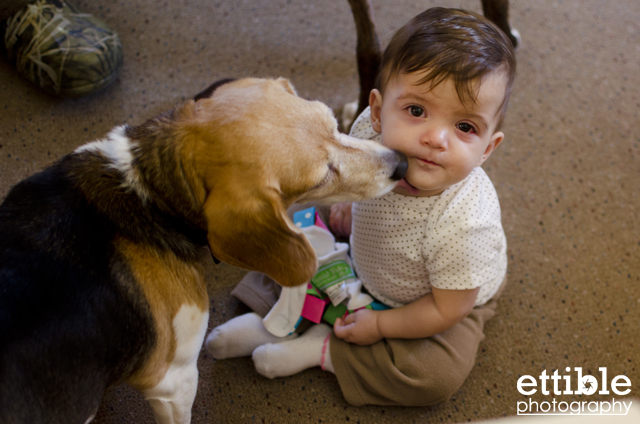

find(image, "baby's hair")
[376,7,516,129]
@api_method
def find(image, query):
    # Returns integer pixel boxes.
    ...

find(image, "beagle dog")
[0,77,406,424]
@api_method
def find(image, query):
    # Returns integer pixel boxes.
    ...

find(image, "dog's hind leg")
[141,305,209,424]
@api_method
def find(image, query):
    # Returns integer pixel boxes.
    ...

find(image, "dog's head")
[181,78,405,286]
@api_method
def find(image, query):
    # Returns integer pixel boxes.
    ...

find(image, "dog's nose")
[390,150,408,181]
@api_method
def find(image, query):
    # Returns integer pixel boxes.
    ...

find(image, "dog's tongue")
[396,178,420,195]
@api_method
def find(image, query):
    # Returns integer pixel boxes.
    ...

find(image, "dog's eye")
[313,173,330,189]
[313,163,337,189]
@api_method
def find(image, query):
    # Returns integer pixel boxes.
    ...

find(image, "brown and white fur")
[0,77,406,424]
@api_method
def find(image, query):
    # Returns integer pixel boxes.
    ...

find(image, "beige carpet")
[1,0,639,422]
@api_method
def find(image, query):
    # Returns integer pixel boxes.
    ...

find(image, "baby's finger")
[333,318,348,339]
[342,313,355,326]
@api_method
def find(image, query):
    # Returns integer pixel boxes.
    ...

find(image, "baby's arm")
[333,287,479,345]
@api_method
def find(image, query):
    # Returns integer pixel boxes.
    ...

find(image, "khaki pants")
[232,271,505,407]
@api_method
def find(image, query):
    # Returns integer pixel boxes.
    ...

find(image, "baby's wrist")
[373,310,385,339]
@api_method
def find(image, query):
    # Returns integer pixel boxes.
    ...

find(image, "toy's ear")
[205,189,317,287]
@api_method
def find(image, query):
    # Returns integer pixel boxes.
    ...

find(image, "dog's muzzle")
[390,150,408,181]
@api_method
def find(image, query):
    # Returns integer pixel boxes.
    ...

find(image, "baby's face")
[370,70,507,197]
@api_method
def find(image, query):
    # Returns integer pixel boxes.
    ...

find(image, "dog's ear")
[204,189,317,287]
[274,77,298,96]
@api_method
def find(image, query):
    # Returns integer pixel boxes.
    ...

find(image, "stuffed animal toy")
[262,207,389,338]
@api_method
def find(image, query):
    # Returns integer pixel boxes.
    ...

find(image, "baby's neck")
[392,179,445,198]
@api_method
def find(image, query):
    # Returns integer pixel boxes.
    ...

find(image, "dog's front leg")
[480,0,519,48]
[145,365,199,424]
[141,305,209,424]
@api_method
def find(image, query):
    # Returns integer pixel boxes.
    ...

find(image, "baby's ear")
[478,131,504,165]
[369,89,383,133]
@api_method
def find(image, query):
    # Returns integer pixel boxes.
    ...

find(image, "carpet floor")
[1,0,638,422]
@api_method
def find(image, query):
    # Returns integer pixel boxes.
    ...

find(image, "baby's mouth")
[396,178,421,195]
[418,157,440,166]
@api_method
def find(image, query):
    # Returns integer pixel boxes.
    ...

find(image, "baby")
[207,7,516,407]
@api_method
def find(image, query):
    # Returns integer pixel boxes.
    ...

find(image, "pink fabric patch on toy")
[301,294,329,324]
[315,212,328,232]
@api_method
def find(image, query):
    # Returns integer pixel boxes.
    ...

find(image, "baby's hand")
[329,202,353,239]
[333,309,383,345]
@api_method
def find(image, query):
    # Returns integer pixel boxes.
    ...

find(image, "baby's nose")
[421,125,448,149]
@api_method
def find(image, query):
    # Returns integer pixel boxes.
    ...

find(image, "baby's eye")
[408,105,425,118]
[457,122,476,134]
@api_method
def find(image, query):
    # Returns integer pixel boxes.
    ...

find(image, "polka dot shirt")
[348,108,507,307]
